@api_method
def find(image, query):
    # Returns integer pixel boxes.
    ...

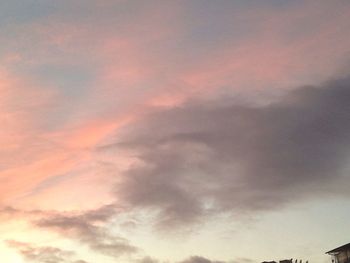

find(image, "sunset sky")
[1,1,350,262]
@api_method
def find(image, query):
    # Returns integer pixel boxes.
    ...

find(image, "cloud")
[2,0,350,210]
[136,256,256,263]
[113,75,350,229]
[0,206,45,222]
[137,257,160,263]
[135,255,253,263]
[0,67,89,207]
[1,1,350,262]
[6,240,89,263]
[136,255,234,263]
[34,204,138,258]
[179,256,225,263]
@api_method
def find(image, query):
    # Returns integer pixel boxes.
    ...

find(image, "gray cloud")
[137,257,160,263]
[34,204,138,258]
[179,256,225,263]
[113,76,350,228]
[6,240,89,263]
[136,255,237,263]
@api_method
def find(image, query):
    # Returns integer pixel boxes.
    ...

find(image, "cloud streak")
[34,205,138,258]
[6,240,89,263]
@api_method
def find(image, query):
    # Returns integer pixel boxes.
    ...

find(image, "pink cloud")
[1,0,350,220]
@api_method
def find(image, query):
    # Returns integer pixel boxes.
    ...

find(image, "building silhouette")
[326,243,350,263]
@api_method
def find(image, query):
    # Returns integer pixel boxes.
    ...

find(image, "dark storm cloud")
[114,76,350,228]
[34,204,138,258]
[6,240,89,263]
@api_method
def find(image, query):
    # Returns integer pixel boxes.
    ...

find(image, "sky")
[0,0,350,262]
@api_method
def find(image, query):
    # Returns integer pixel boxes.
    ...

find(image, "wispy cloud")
[6,240,89,263]
[34,205,138,258]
